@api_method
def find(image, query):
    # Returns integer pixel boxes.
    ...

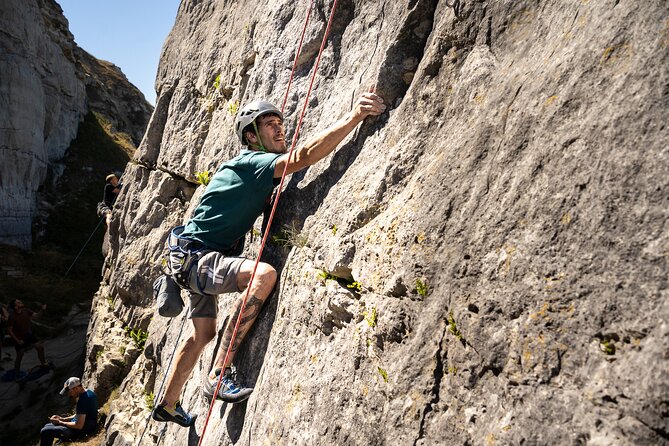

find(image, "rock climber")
[151,90,385,427]
[7,298,48,379]
[103,174,121,208]
[40,377,99,445]
[99,174,121,225]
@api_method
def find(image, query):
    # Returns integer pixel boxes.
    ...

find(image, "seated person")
[40,377,98,446]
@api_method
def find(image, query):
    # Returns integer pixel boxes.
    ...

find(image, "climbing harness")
[198,0,342,443]
[153,226,210,317]
[165,226,208,293]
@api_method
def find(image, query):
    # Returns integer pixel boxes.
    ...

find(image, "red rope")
[197,0,340,443]
[281,0,314,114]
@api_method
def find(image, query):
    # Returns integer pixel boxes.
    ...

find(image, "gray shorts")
[186,251,246,319]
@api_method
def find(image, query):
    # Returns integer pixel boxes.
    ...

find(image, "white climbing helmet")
[235,100,283,145]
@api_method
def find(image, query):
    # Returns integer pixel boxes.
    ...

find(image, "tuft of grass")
[195,170,211,186]
[213,74,221,91]
[415,279,429,297]
[600,340,616,355]
[228,100,240,115]
[119,346,126,356]
[363,307,377,328]
[331,224,338,235]
[144,391,155,411]
[100,386,120,418]
[96,348,104,362]
[125,327,148,351]
[271,223,308,248]
[318,270,338,281]
[106,296,115,310]
[378,367,388,382]
[347,281,362,292]
[447,311,463,341]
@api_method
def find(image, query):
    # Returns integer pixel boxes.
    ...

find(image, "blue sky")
[58,0,182,105]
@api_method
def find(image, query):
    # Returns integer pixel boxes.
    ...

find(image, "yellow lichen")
[544,95,558,106]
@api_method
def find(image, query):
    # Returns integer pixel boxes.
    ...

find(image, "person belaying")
[103,174,121,207]
[7,298,48,378]
[98,174,122,225]
[151,91,386,427]
[40,377,99,445]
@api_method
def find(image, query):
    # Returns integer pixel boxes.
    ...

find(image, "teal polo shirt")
[182,149,281,251]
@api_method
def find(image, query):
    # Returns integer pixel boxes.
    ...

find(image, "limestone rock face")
[0,0,85,249]
[90,1,668,445]
[0,0,152,249]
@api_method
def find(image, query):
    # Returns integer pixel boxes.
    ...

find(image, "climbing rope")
[63,215,106,277]
[281,0,315,113]
[197,0,341,443]
[137,315,187,446]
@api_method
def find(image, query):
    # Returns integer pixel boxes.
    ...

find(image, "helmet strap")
[251,121,266,152]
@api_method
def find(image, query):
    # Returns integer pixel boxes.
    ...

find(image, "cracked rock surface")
[88,1,668,445]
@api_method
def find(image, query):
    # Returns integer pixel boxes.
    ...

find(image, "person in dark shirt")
[40,377,98,445]
[101,174,122,225]
[7,299,47,378]
[103,174,121,207]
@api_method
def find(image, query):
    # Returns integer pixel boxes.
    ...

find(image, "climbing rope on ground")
[137,315,187,446]
[197,0,342,444]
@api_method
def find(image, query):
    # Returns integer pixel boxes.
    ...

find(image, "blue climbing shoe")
[202,366,253,403]
[152,401,196,427]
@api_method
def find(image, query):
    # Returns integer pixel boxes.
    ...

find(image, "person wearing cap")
[40,377,98,445]
[152,90,385,427]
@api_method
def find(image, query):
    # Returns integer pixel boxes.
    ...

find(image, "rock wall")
[0,0,152,250]
[90,1,669,445]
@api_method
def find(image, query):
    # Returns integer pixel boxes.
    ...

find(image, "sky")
[58,0,182,105]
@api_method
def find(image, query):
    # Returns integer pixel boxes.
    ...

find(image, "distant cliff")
[88,1,668,445]
[0,0,152,249]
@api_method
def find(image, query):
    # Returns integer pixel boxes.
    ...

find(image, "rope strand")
[64,215,105,277]
[281,0,315,114]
